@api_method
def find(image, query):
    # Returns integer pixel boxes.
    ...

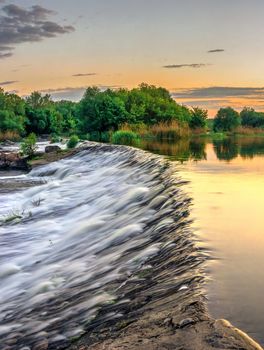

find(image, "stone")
[0,152,29,170]
[45,145,61,153]
[32,339,48,350]
[178,318,195,328]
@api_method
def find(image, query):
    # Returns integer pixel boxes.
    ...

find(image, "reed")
[233,126,264,135]
[120,120,190,140]
[0,131,21,142]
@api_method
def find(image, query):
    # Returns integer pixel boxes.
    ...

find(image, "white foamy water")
[0,145,175,349]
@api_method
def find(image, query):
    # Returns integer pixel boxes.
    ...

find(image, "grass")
[148,121,190,140]
[120,120,190,140]
[0,210,25,225]
[0,131,21,142]
[111,130,140,146]
[233,126,264,136]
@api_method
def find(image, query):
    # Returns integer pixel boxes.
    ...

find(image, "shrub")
[50,134,61,143]
[67,135,79,149]
[111,130,140,146]
[20,133,37,157]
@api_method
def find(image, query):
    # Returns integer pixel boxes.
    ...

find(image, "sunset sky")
[1,0,264,116]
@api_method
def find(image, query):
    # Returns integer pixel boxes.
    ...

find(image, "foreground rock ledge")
[70,318,262,350]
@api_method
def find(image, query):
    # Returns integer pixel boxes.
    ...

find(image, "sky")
[1,0,264,116]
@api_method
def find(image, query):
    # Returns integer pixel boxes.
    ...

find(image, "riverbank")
[0,142,262,350]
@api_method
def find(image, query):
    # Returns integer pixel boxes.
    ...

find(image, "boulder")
[0,152,29,170]
[45,145,61,153]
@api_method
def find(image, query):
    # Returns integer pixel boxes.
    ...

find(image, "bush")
[111,130,140,146]
[67,135,79,149]
[20,133,37,157]
[50,134,61,143]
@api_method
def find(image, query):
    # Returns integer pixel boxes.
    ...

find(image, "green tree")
[189,107,208,129]
[0,89,26,135]
[78,88,129,135]
[240,107,264,128]
[20,133,37,157]
[213,107,241,132]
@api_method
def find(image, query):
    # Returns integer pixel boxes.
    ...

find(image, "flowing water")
[141,136,264,346]
[1,138,264,348]
[0,144,203,349]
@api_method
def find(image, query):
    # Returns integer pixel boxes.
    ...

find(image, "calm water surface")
[142,137,264,345]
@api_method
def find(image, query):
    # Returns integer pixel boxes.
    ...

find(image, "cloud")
[171,86,264,115]
[0,80,18,85]
[163,63,211,69]
[172,86,264,99]
[39,84,122,101]
[0,4,75,59]
[208,49,225,53]
[72,73,97,77]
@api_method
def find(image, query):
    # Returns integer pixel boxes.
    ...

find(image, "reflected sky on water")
[142,136,264,345]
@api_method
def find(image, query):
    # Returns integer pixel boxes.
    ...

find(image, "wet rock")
[178,318,196,328]
[32,339,48,350]
[0,152,29,170]
[45,145,61,153]
[163,317,174,328]
[1,140,15,146]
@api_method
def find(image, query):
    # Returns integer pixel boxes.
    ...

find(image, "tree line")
[0,84,207,140]
[1,84,263,141]
[213,107,264,132]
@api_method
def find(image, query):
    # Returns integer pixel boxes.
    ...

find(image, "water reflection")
[141,135,264,345]
[141,136,264,162]
[141,138,207,161]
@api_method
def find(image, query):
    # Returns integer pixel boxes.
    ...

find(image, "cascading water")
[0,144,204,349]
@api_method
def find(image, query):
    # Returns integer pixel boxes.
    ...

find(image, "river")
[0,138,263,349]
[141,136,264,346]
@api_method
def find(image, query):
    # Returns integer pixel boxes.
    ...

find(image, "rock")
[32,339,48,350]
[0,152,29,170]
[178,318,195,328]
[45,145,61,153]
[1,140,15,146]
[163,317,174,328]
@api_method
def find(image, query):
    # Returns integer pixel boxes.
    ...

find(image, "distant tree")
[120,83,192,125]
[0,89,26,135]
[54,100,77,133]
[240,107,264,128]
[77,88,129,134]
[189,107,208,129]
[213,107,241,132]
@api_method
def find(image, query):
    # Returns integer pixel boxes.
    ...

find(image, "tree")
[213,107,241,132]
[240,107,264,128]
[0,89,26,135]
[78,88,129,134]
[20,133,37,157]
[189,107,208,129]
